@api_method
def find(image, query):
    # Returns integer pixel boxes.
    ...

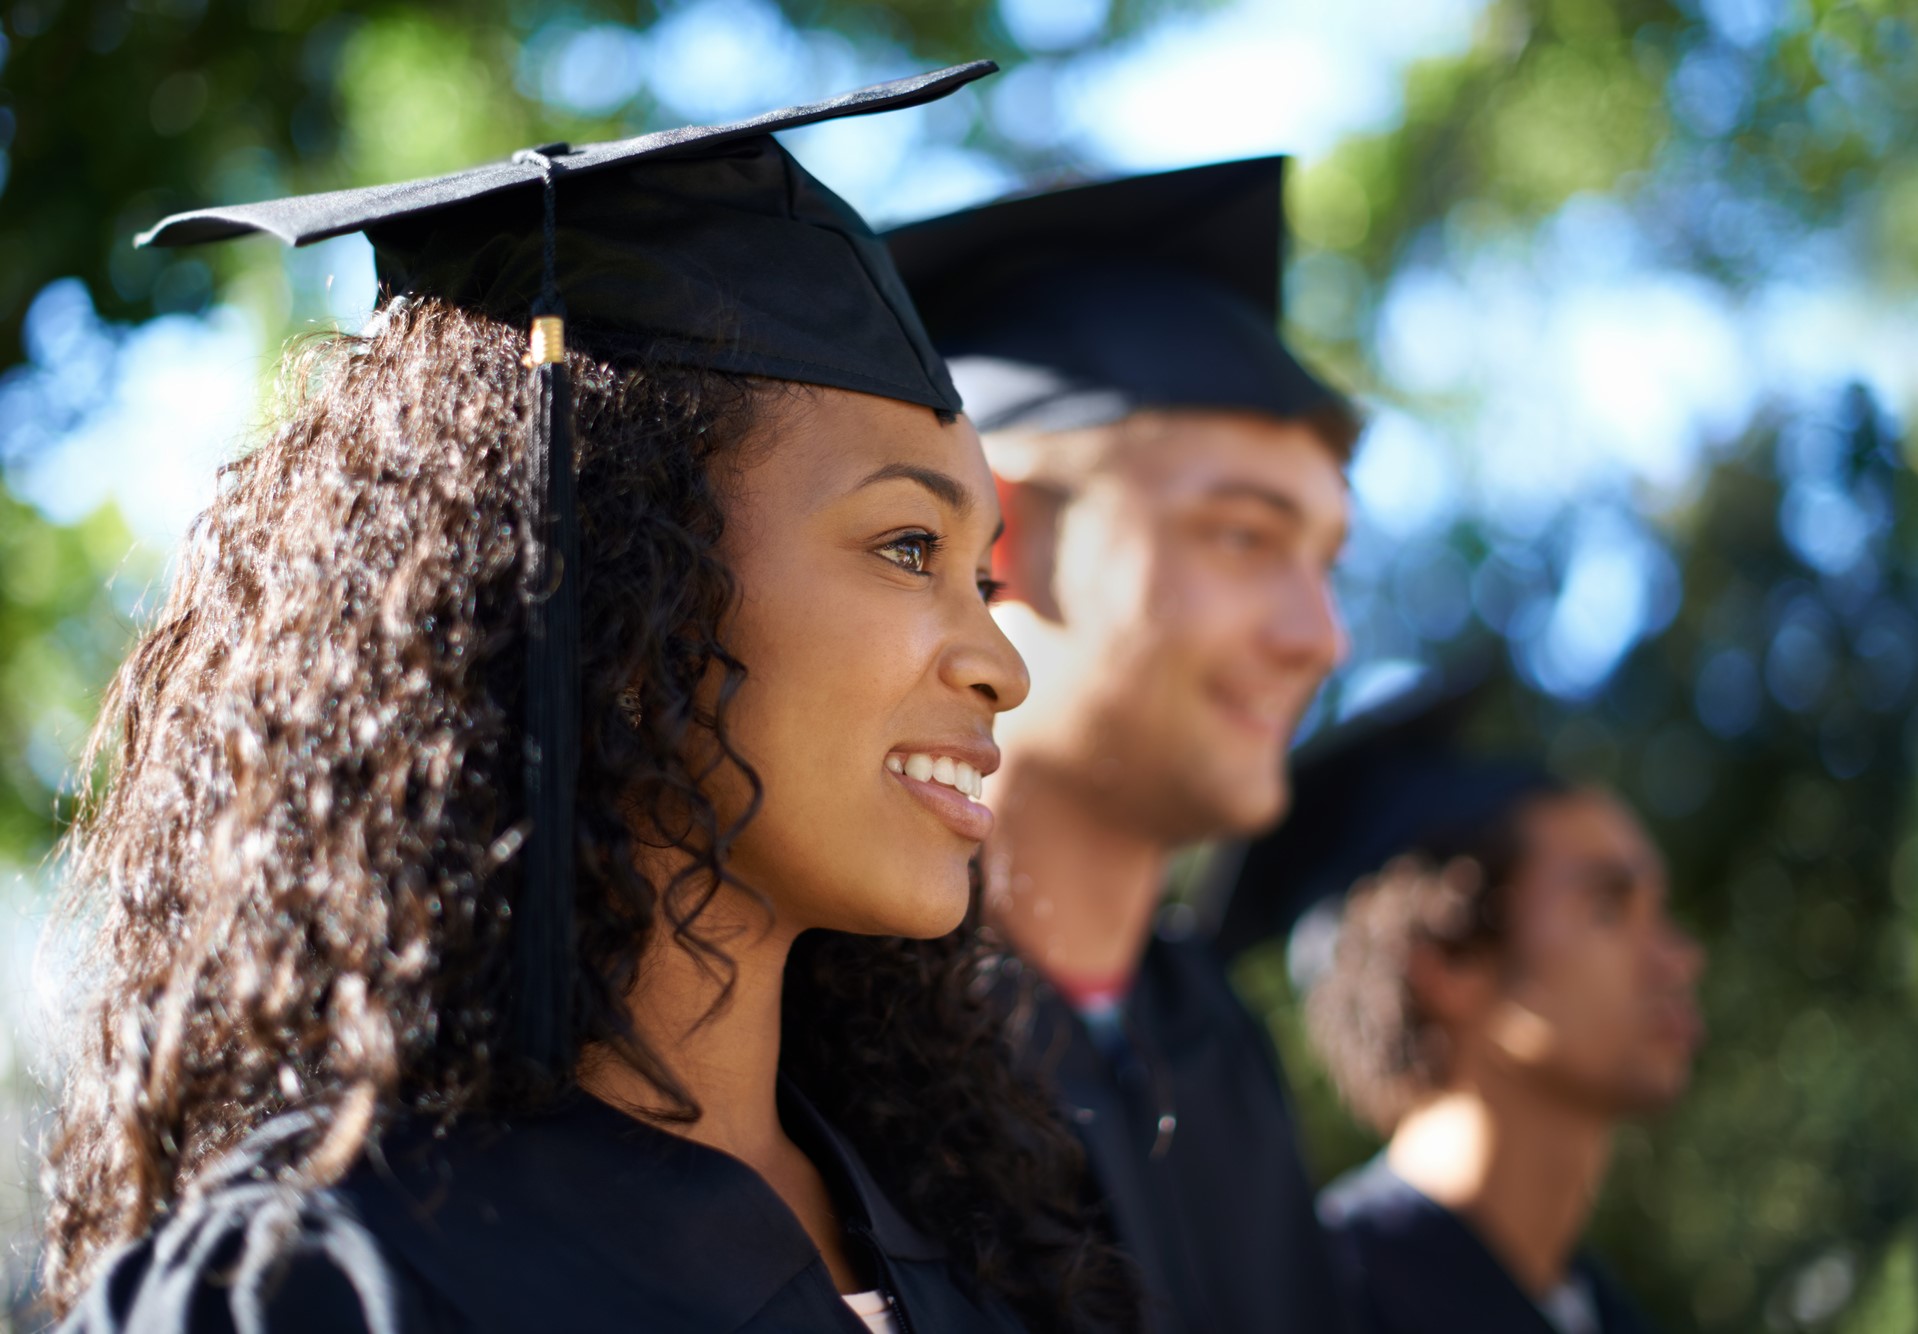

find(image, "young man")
[1268,704,1705,1334]
[889,160,1360,1333]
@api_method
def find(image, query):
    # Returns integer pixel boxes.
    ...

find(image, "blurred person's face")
[697,388,1027,941]
[988,410,1348,842]
[1465,791,1706,1116]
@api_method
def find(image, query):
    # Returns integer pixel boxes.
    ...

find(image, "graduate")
[888,161,1361,1333]
[1238,692,1704,1334]
[40,66,1137,1334]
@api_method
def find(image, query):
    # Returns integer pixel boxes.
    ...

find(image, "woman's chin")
[830,870,973,940]
[912,885,973,939]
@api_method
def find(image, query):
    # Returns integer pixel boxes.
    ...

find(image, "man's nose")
[1261,572,1347,673]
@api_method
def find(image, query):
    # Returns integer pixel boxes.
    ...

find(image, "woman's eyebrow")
[852,462,977,515]
[1567,858,1652,898]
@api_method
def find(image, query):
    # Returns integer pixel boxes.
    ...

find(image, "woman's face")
[707,387,1026,939]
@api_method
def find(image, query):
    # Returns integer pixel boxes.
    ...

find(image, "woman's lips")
[888,768,995,843]
[1650,997,1706,1052]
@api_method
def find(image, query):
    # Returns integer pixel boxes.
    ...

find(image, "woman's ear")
[1406,939,1498,1029]
[992,473,1068,622]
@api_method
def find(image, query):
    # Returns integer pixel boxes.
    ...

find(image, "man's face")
[1484,792,1706,1115]
[991,410,1349,842]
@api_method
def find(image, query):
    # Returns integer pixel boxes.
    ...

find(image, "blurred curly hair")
[40,298,1134,1331]
[1305,789,1561,1135]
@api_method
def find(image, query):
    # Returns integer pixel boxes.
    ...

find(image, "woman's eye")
[1590,879,1633,923]
[878,533,938,574]
[978,577,1007,604]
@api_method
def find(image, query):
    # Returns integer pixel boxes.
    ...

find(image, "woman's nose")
[948,601,1031,713]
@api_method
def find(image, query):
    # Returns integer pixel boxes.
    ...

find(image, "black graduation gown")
[1017,930,1351,1334]
[63,1088,1028,1334]
[1318,1157,1658,1334]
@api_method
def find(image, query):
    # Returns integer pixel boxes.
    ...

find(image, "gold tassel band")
[526,315,566,367]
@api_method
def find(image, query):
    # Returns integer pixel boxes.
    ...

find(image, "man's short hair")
[1296,396,1365,466]
[1305,784,1562,1134]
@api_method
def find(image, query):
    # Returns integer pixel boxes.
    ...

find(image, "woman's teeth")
[886,753,984,799]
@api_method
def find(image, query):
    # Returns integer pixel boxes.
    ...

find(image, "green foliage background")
[3,0,1915,1330]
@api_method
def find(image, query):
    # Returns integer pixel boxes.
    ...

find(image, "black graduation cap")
[136,61,996,1074]
[1204,676,1562,967]
[884,157,1345,434]
[139,63,989,410]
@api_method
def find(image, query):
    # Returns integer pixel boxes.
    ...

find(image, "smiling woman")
[39,68,1131,1334]
[698,392,1020,937]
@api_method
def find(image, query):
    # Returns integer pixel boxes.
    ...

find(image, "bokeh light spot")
[999,0,1111,53]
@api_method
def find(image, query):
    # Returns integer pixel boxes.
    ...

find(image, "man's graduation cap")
[137,62,995,1074]
[1206,677,1562,970]
[885,157,1346,434]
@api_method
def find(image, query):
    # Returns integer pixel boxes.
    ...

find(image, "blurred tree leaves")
[0,493,145,864]
[330,14,538,186]
[1289,0,1918,361]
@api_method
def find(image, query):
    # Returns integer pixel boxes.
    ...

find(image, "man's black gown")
[1015,927,1351,1334]
[1319,1156,1657,1334]
[62,1088,1027,1334]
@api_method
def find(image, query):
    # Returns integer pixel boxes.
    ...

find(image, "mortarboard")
[884,157,1344,434]
[1204,677,1563,970]
[137,62,996,1074]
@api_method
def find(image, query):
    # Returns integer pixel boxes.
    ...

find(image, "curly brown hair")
[1304,785,1562,1135]
[40,297,1133,1329]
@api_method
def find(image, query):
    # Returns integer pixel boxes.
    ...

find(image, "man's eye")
[1211,524,1269,552]
[878,533,940,574]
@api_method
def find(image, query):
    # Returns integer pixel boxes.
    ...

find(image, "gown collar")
[333,1079,943,1330]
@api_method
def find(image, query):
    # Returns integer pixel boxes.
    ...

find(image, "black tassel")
[510,145,579,1074]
